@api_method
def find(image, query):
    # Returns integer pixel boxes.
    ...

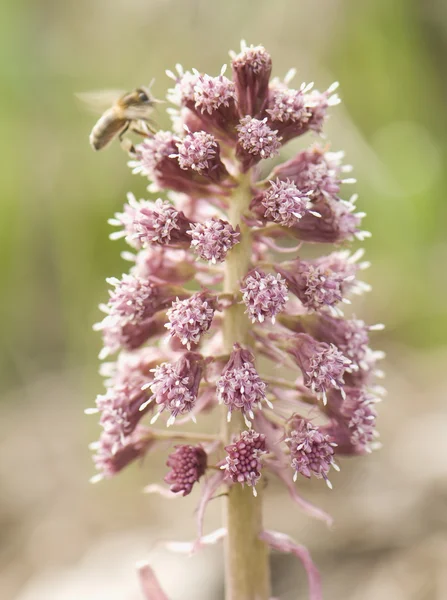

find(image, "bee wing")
[76,90,126,115]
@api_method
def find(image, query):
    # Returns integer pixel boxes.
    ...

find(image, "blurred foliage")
[1,0,446,392]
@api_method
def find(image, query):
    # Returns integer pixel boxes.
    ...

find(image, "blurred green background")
[1,1,447,599]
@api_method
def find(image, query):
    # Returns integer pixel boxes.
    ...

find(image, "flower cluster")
[88,42,384,600]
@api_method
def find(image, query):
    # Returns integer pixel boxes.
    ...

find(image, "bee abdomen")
[89,110,128,151]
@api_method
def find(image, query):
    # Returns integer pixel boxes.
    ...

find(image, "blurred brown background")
[1,0,447,598]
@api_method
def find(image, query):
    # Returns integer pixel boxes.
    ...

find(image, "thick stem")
[222,172,271,600]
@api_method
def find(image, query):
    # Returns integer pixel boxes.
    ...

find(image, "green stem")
[222,172,271,600]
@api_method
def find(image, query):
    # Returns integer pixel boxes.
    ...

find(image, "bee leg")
[120,137,136,156]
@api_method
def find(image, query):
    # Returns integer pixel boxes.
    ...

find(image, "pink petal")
[144,484,181,499]
[268,461,333,526]
[137,562,169,600]
[165,528,226,554]
[195,471,225,546]
[260,530,322,600]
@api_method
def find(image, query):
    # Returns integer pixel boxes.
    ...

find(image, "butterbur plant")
[87,41,385,600]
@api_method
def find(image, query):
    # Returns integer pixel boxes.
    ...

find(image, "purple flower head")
[288,194,366,244]
[133,130,225,196]
[101,274,160,323]
[217,343,269,423]
[165,444,207,496]
[272,145,353,202]
[241,269,289,324]
[223,429,267,494]
[95,313,167,359]
[147,351,204,425]
[165,291,216,349]
[277,250,368,315]
[286,333,353,403]
[174,131,229,181]
[166,65,199,106]
[131,246,196,284]
[231,41,272,117]
[91,425,153,481]
[325,387,378,455]
[265,81,315,143]
[309,314,384,381]
[304,82,341,133]
[236,116,281,171]
[250,178,313,227]
[285,417,338,487]
[188,218,240,264]
[194,72,236,115]
[168,65,239,138]
[110,196,191,249]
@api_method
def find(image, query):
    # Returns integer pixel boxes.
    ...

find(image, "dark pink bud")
[165,444,207,496]
[188,218,240,264]
[236,116,281,171]
[217,343,269,423]
[285,333,353,403]
[231,42,272,117]
[147,351,204,425]
[165,291,216,349]
[285,417,338,487]
[250,178,313,227]
[223,429,267,494]
[241,269,288,324]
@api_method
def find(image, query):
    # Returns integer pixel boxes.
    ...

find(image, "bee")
[79,86,160,151]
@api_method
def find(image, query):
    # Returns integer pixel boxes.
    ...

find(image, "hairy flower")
[236,116,281,170]
[231,41,272,117]
[165,444,207,495]
[241,269,288,324]
[146,351,203,425]
[193,72,236,115]
[91,425,153,481]
[285,417,338,487]
[286,333,353,403]
[250,178,313,227]
[110,196,191,249]
[165,291,216,349]
[223,429,267,494]
[277,250,368,315]
[272,145,354,202]
[188,218,240,263]
[174,131,229,181]
[217,343,269,422]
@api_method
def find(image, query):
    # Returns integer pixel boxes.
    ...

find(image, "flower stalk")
[222,171,271,600]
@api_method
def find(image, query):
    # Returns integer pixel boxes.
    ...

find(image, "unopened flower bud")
[165,444,207,495]
[223,429,267,494]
